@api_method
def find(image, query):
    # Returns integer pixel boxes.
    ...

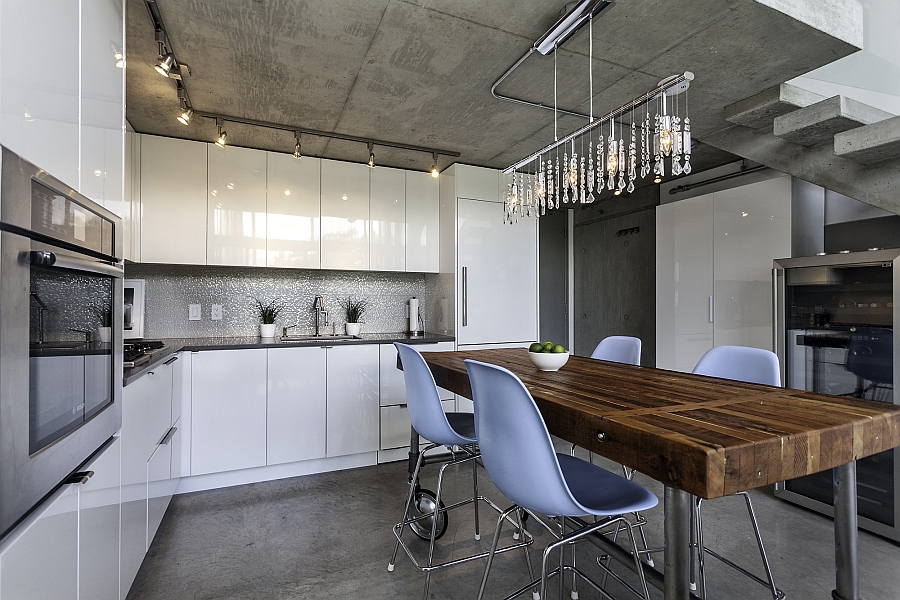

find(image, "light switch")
[189,304,201,321]
[211,304,223,321]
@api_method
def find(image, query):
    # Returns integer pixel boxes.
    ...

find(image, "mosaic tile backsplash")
[125,264,449,339]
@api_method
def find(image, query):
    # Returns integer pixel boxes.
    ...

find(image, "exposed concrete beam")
[699,125,900,216]
[773,95,893,146]
[755,0,863,48]
[834,115,900,164]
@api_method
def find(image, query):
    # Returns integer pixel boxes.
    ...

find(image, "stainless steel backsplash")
[125,264,445,338]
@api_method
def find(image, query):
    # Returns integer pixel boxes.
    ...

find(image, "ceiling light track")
[192,110,460,160]
[491,0,613,120]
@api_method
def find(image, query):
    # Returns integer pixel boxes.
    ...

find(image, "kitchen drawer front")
[380,400,454,450]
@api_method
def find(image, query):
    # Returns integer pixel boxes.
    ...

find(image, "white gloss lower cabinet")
[79,438,121,600]
[267,347,327,465]
[321,159,370,270]
[326,344,379,457]
[191,349,268,475]
[0,485,78,600]
[147,438,173,547]
[120,373,152,597]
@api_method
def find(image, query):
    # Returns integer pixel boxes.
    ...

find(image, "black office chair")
[845,327,893,403]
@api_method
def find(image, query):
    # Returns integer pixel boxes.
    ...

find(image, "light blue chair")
[691,345,784,600]
[591,335,642,365]
[465,359,658,600]
[388,344,532,599]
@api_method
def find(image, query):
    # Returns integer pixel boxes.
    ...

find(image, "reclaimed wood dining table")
[417,348,900,600]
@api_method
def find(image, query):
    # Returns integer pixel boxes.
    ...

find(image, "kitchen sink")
[280,335,360,343]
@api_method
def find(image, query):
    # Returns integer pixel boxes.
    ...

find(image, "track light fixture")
[215,119,227,148]
[431,153,439,178]
[367,142,375,168]
[177,108,193,125]
[293,131,302,160]
[155,52,176,77]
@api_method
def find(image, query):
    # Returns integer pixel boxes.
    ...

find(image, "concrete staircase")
[701,83,900,215]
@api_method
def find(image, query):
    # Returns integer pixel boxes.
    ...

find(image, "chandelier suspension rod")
[503,71,693,174]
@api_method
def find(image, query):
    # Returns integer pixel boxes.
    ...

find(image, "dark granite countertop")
[123,332,455,387]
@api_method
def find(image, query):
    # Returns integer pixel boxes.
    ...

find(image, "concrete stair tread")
[725,84,825,129]
[834,114,900,164]
[773,95,895,147]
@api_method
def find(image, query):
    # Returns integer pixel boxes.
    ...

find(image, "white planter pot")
[97,327,112,343]
[260,323,276,338]
[345,322,361,337]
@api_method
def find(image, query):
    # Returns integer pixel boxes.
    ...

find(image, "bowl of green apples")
[527,341,569,371]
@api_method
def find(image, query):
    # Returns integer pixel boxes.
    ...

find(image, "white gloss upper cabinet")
[79,0,124,215]
[267,347,327,465]
[326,344,379,457]
[267,153,321,269]
[0,0,80,190]
[191,349,267,476]
[455,164,499,202]
[208,145,267,267]
[370,166,406,271]
[321,159,369,270]
[405,171,439,273]
[140,135,207,264]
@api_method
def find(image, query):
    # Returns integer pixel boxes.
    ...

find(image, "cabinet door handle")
[65,471,94,485]
[164,356,179,365]
[160,426,177,446]
[462,266,468,327]
[709,295,715,323]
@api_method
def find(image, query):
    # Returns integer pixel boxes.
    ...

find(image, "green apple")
[529,342,543,353]
[542,341,554,352]
[551,344,566,353]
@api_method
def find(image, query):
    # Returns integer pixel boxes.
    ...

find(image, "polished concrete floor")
[129,448,900,599]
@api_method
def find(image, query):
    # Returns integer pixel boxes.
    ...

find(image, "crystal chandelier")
[502,8,695,223]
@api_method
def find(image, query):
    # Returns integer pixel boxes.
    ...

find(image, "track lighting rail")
[192,110,460,159]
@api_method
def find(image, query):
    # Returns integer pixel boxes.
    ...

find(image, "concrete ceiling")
[125,0,862,184]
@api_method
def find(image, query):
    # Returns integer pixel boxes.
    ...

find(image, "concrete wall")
[538,209,568,346]
[572,186,658,364]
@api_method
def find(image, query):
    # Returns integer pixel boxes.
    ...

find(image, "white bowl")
[528,350,569,371]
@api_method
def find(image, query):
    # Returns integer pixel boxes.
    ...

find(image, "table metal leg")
[665,486,692,600]
[833,461,861,600]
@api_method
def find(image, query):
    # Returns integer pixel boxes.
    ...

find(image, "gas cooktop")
[123,340,167,368]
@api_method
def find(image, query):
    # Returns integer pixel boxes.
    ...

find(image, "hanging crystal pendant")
[641,111,651,179]
[607,134,617,191]
[683,117,692,174]
[653,114,664,178]
[579,155,585,203]
[597,136,605,191]
[587,142,595,203]
[569,151,578,189]
[671,116,683,176]
[617,138,626,191]
[628,123,637,193]
[547,158,554,205]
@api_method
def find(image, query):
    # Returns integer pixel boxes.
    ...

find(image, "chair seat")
[556,453,658,517]
[445,412,476,442]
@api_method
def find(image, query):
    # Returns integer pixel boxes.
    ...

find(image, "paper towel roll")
[408,297,419,332]
[439,298,448,331]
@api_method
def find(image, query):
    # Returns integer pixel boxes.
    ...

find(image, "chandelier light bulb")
[659,128,673,157]
[607,146,618,175]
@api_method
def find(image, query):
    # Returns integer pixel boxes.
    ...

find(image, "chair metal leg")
[477,505,520,600]
[474,448,481,540]
[389,448,427,571]
[516,508,540,600]
[423,460,452,600]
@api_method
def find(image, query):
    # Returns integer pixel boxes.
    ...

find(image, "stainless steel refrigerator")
[773,249,899,541]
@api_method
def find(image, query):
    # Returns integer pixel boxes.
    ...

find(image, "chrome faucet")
[30,293,48,344]
[313,295,327,337]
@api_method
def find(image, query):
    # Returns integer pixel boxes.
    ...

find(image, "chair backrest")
[846,327,893,385]
[395,343,469,446]
[464,359,585,517]
[591,336,642,365]
[692,345,781,386]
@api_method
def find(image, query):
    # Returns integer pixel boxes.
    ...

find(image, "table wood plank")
[422,349,900,499]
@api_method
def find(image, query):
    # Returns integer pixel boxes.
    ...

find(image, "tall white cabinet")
[440,164,538,348]
[656,176,792,372]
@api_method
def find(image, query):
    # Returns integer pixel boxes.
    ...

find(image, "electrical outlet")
[189,304,201,321]
[211,304,223,321]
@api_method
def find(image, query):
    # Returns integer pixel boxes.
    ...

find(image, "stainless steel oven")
[0,146,123,539]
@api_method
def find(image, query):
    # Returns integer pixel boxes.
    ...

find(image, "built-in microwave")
[0,146,123,539]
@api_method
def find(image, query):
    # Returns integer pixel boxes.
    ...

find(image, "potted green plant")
[95,306,112,343]
[340,297,368,337]
[253,298,283,338]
